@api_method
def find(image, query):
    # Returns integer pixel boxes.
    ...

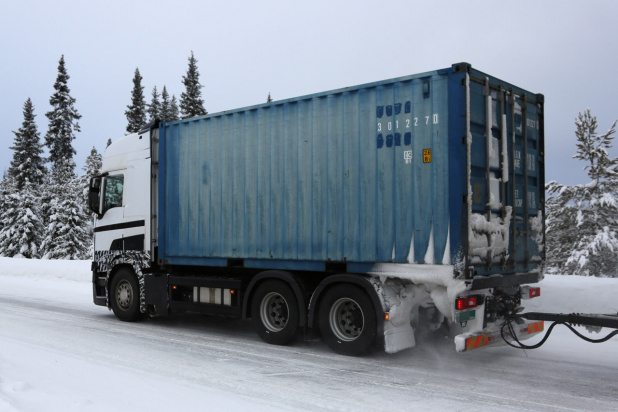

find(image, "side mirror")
[88,177,103,217]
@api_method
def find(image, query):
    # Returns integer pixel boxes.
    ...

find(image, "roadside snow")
[0,257,89,282]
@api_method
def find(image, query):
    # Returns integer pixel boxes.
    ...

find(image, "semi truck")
[88,63,546,355]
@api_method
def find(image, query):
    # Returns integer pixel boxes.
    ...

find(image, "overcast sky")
[1,0,616,186]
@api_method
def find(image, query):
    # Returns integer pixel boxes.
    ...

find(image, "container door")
[466,74,544,276]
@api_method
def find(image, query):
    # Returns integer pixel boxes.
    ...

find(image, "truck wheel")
[318,284,377,356]
[251,280,299,345]
[110,268,143,322]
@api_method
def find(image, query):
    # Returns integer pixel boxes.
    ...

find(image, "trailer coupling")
[502,312,618,350]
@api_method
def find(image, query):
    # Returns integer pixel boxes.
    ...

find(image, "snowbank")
[0,257,90,282]
[524,273,618,314]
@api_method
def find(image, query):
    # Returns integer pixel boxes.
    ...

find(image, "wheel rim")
[329,297,364,342]
[116,280,133,310]
[260,292,289,332]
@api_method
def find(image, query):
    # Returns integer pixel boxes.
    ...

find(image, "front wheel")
[251,280,300,345]
[109,268,143,322]
[318,284,377,356]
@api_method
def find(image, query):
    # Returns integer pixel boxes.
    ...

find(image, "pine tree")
[83,146,102,181]
[160,86,171,122]
[180,51,206,118]
[267,92,273,103]
[160,86,180,122]
[45,55,81,173]
[0,173,15,237]
[125,68,147,133]
[0,179,43,258]
[148,86,161,122]
[9,98,46,189]
[37,172,54,237]
[40,160,90,259]
[81,146,102,251]
[81,146,102,200]
[546,110,618,277]
[170,95,180,121]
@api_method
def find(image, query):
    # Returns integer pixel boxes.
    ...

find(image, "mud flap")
[144,273,169,316]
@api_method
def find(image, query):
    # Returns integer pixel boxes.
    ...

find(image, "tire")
[318,284,377,356]
[109,268,143,322]
[251,280,300,345]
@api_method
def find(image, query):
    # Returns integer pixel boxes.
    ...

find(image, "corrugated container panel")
[158,63,544,277]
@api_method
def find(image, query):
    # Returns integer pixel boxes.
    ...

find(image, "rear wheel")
[109,268,143,322]
[318,284,377,356]
[251,280,300,345]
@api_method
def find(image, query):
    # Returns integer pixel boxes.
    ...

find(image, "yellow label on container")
[423,148,432,163]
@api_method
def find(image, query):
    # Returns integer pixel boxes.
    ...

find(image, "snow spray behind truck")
[88,63,546,355]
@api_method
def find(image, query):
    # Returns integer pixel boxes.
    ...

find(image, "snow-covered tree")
[82,146,102,182]
[45,55,81,173]
[546,110,618,277]
[40,160,90,260]
[0,173,15,236]
[81,146,102,200]
[81,147,102,254]
[148,86,160,122]
[125,68,147,134]
[161,87,180,122]
[0,179,43,258]
[9,98,46,189]
[180,51,206,118]
[170,94,180,121]
[160,86,170,121]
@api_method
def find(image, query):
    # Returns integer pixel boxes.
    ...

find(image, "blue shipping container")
[158,63,544,278]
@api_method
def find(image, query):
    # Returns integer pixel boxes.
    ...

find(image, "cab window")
[104,174,124,212]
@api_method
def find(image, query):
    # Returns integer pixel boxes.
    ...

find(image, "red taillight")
[529,287,541,298]
[456,297,477,311]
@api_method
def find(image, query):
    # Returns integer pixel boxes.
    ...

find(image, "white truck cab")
[88,128,156,310]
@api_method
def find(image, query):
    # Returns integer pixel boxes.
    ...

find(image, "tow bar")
[502,312,618,349]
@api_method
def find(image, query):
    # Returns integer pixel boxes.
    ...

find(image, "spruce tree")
[45,55,81,173]
[38,172,54,238]
[0,173,14,239]
[180,51,206,118]
[170,95,180,121]
[159,85,179,122]
[546,110,618,277]
[106,138,112,148]
[9,98,46,189]
[148,86,161,122]
[83,146,102,181]
[81,146,102,251]
[267,92,273,103]
[160,86,171,121]
[40,160,90,259]
[0,179,43,258]
[82,146,102,201]
[125,68,147,133]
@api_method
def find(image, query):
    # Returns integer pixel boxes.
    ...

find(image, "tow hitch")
[502,312,618,349]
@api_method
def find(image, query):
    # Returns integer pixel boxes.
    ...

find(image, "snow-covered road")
[1,258,617,411]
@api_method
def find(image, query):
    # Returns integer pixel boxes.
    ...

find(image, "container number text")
[376,103,439,150]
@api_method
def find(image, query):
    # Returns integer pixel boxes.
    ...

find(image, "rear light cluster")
[521,286,541,299]
[455,295,482,323]
[456,296,478,311]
